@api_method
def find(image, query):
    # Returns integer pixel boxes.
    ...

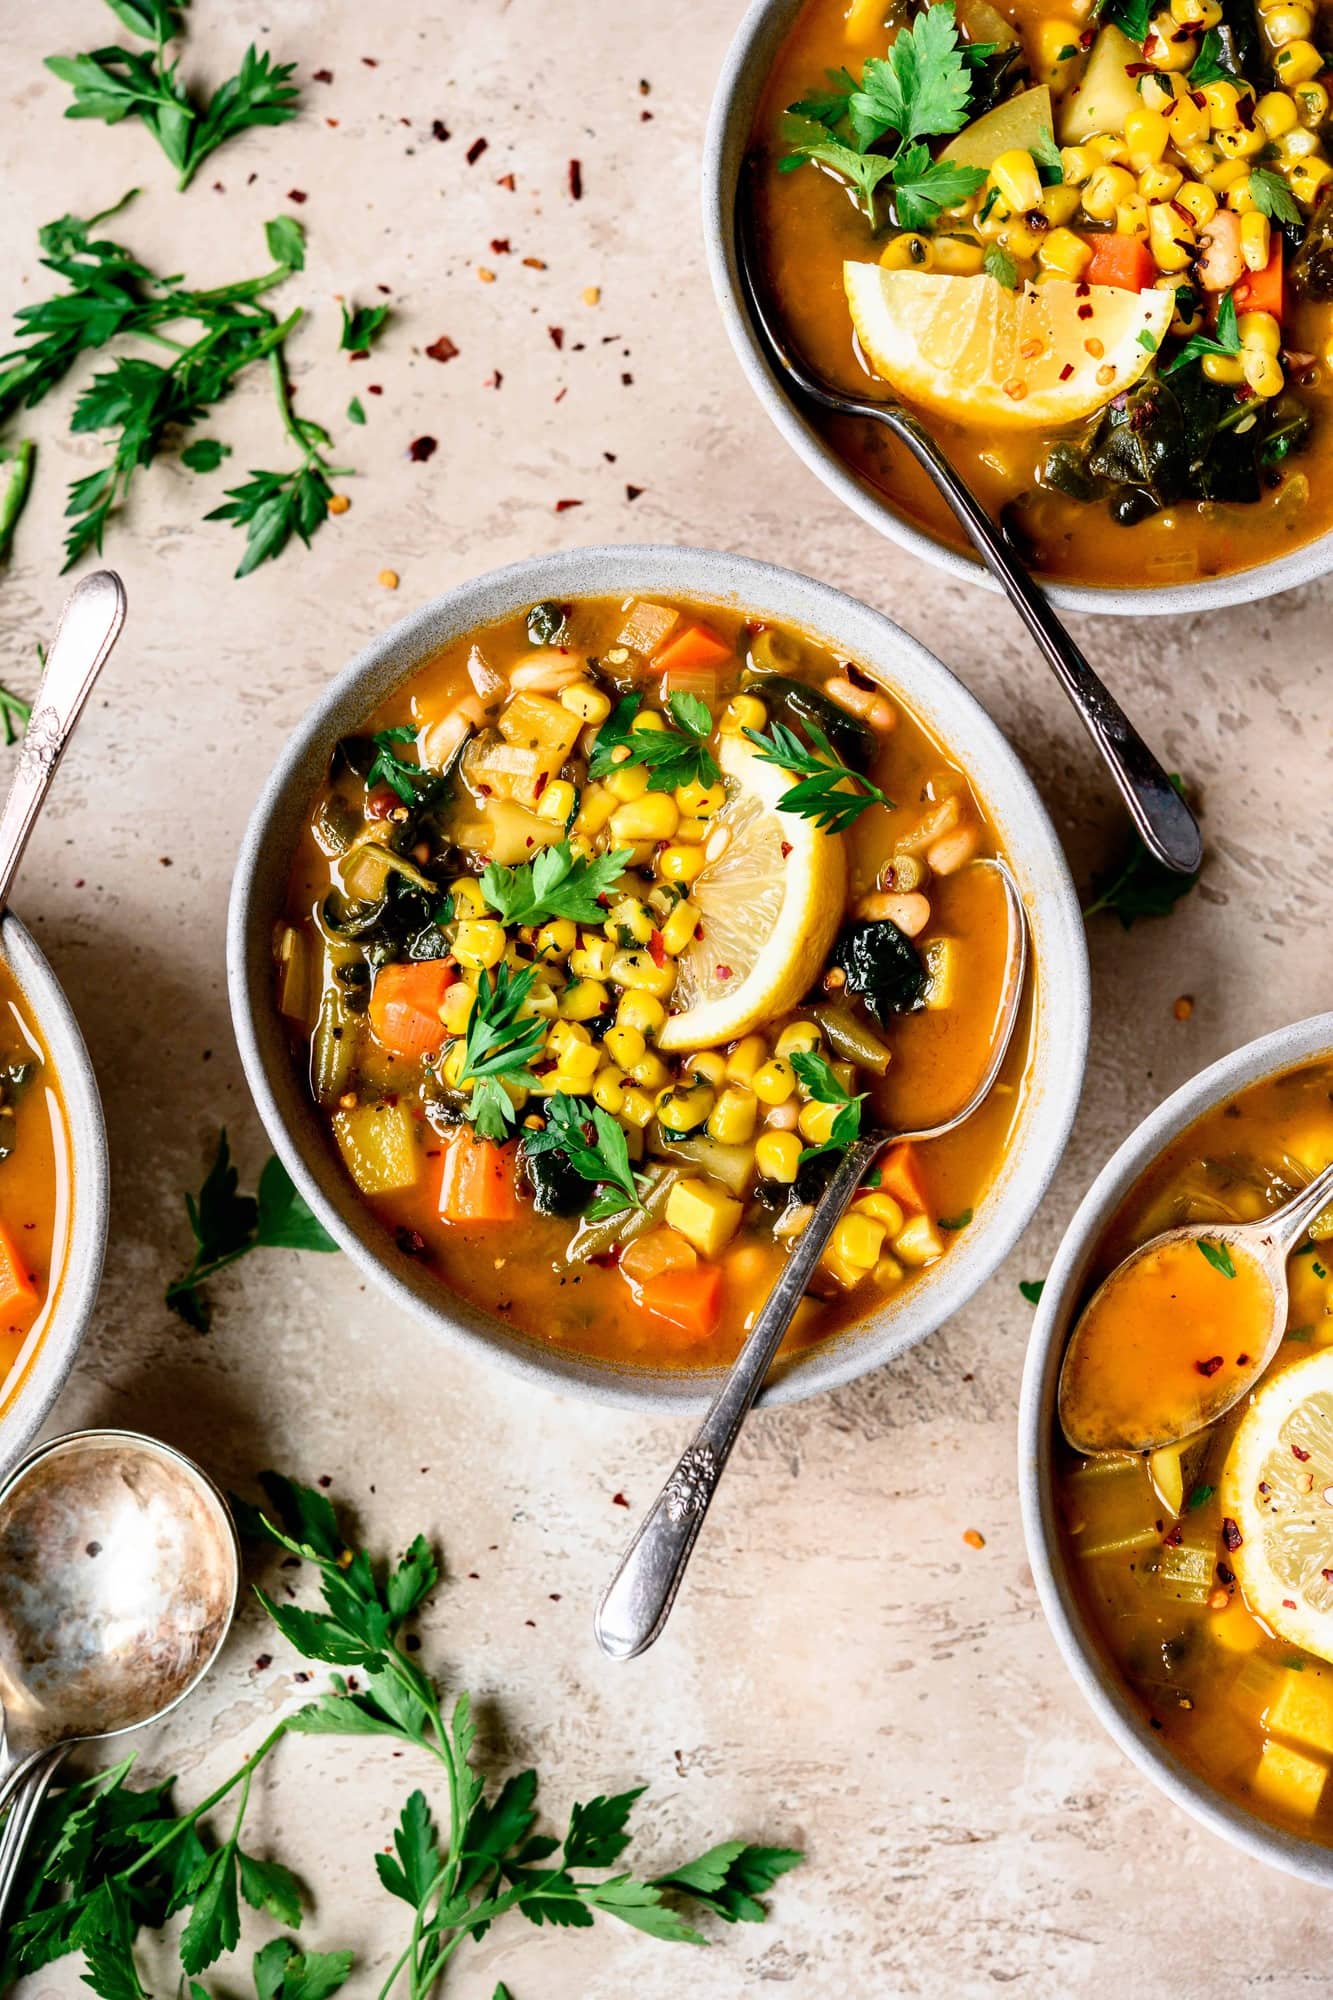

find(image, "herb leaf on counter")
[587,693,722,794]
[1082,775,1202,926]
[524,1096,645,1217]
[0,438,35,560]
[45,2,299,191]
[166,1130,338,1331]
[743,719,893,833]
[339,303,389,353]
[481,841,632,928]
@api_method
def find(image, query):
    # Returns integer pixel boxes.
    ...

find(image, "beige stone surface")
[2,2,1332,1995]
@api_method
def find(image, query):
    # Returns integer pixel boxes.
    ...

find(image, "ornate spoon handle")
[0,571,126,914]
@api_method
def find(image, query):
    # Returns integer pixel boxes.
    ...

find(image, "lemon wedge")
[1220,1349,1333,1666]
[843,266,1173,429]
[657,731,847,1053]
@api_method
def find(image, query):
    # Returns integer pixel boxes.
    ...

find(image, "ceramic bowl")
[702,0,1333,619]
[1019,1010,1333,1886]
[0,913,109,1472]
[228,544,1089,1411]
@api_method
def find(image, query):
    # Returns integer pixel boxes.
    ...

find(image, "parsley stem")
[0,440,35,562]
[164,1240,253,1302]
[268,342,314,457]
[119,1720,289,1882]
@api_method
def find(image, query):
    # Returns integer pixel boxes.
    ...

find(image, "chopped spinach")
[830,918,927,1027]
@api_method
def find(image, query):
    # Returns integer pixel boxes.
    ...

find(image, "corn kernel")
[1205,155,1251,192]
[999,218,1045,256]
[609,949,676,997]
[521,975,560,1020]
[1216,121,1266,157]
[534,917,577,960]
[609,792,680,844]
[1276,36,1323,81]
[688,1051,728,1088]
[1148,201,1196,270]
[569,933,616,980]
[604,1022,645,1069]
[1083,164,1136,220]
[833,1213,886,1270]
[659,843,707,885]
[605,762,650,803]
[559,681,611,724]
[1145,12,1196,66]
[854,1191,906,1235]
[1039,183,1083,227]
[1290,155,1333,198]
[1240,309,1281,354]
[752,1057,796,1105]
[1202,78,1244,127]
[559,977,610,1022]
[607,897,655,945]
[546,1020,591,1057]
[1060,143,1097,185]
[1038,226,1092,277]
[720,693,766,735]
[989,148,1042,211]
[1256,87,1300,135]
[726,1034,768,1084]
[1138,161,1183,201]
[1267,2,1314,41]
[628,1049,670,1090]
[453,919,507,971]
[879,230,935,269]
[1033,16,1082,87]
[1181,138,1220,175]
[1116,195,1150,239]
[591,1065,626,1114]
[1164,89,1210,145]
[535,778,577,826]
[655,1082,714,1133]
[895,1216,945,1266]
[658,899,699,958]
[617,990,667,1037]
[708,1085,758,1145]
[553,1041,601,1089]
[440,1041,473,1090]
[776,1020,822,1058]
[1241,210,1273,271]
[441,983,475,1036]
[1089,133,1129,163]
[665,1177,743,1258]
[1279,125,1323,158]
[1201,350,1246,383]
[1175,179,1218,226]
[675,777,726,819]
[1242,348,1285,395]
[873,1253,905,1288]
[1295,80,1329,123]
[929,234,985,274]
[620,1087,654,1129]
[448,876,488,920]
[755,1130,802,1183]
[573,783,617,835]
[1126,106,1171,167]
[798,1099,842,1146]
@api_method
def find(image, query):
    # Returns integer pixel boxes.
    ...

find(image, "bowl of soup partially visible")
[229,546,1088,1410]
[1021,1013,1333,1884]
[705,0,1333,614]
[0,914,108,1470]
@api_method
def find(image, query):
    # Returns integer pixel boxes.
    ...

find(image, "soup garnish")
[0,960,69,1397]
[752,0,1333,587]
[1054,1057,1333,1836]
[279,594,1030,1371]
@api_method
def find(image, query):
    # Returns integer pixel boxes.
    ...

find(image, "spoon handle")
[0,570,127,913]
[871,405,1201,878]
[0,1744,68,1930]
[595,1134,882,1660]
[1272,1159,1333,1255]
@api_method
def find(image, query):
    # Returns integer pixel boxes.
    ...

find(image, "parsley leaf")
[849,2,978,147]
[1082,774,1201,926]
[1019,1279,1045,1305]
[1188,26,1240,82]
[1248,166,1302,225]
[983,241,1019,288]
[1187,1481,1215,1508]
[1197,1237,1237,1278]
[788,66,859,129]
[339,302,389,353]
[1161,291,1241,376]
[456,963,547,1139]
[743,720,893,833]
[0,438,36,561]
[1031,124,1065,184]
[46,6,299,191]
[366,725,428,803]
[165,1131,338,1330]
[524,1097,644,1216]
[1101,0,1152,42]
[347,395,367,425]
[180,437,229,473]
[789,1049,866,1162]
[587,693,722,794]
[778,120,898,206]
[891,144,986,230]
[480,840,632,927]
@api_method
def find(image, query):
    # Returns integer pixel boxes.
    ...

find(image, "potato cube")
[498,692,582,762]
[1252,1738,1328,1816]
[1266,1670,1333,1758]
[923,938,958,1012]
[665,1177,743,1258]
[332,1101,420,1195]
[616,597,678,654]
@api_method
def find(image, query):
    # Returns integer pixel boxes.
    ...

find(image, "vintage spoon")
[733,171,1202,880]
[0,569,127,914]
[0,1429,239,1927]
[1058,1161,1333,1456]
[595,857,1028,1660]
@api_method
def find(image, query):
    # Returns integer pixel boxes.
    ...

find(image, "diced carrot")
[1234,236,1284,320]
[652,623,733,682]
[1081,233,1157,293]
[0,1221,37,1316]
[620,1226,697,1286]
[438,1132,517,1224]
[636,1263,723,1343]
[368,961,456,1060]
[878,1142,928,1216]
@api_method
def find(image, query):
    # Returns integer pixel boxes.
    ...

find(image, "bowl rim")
[227,542,1089,1412]
[1018,1008,1333,1886]
[0,912,109,1472]
[700,0,1333,620]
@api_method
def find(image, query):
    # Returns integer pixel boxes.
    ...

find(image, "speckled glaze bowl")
[702,0,1333,618]
[228,545,1089,1411]
[0,914,109,1472]
[1019,1011,1333,1886]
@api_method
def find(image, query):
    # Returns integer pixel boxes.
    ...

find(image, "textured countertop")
[3,3,1332,1995]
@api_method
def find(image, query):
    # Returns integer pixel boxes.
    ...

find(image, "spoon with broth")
[1058,1159,1333,1455]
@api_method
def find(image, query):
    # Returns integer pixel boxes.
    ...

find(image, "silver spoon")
[0,569,127,914]
[595,857,1028,1659]
[0,1429,239,1928]
[1058,1161,1333,1456]
[733,172,1202,879]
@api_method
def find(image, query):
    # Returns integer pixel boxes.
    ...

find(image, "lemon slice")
[843,266,1173,429]
[657,732,846,1053]
[1220,1350,1333,1665]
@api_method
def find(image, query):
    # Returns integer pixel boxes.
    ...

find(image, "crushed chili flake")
[622,371,634,385]
[313,67,333,83]
[408,435,438,461]
[1059,363,1074,381]
[432,119,449,141]
[426,334,459,363]
[1323,1569,1333,1583]
[466,137,488,165]
[1293,1443,1312,1461]
[1173,994,1194,1020]
[523,255,547,270]
[555,497,582,511]
[1221,1518,1243,1551]
[780,840,793,858]
[626,483,643,501]
[569,158,583,199]
[361,55,379,66]
[1077,302,1093,320]
[1284,1597,1298,1609]
[962,1528,986,1550]
[1217,1561,1235,1586]
[1163,1523,1183,1547]
[612,1492,630,1507]
[491,238,512,255]
[1196,1354,1224,1377]
[549,326,565,349]
[497,172,516,190]
[485,370,503,389]
[648,930,666,967]
[716,964,733,981]
[368,383,383,394]
[287,188,308,203]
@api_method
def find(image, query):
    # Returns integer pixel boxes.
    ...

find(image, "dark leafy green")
[523,1096,645,1218]
[1083,775,1202,927]
[339,303,389,353]
[166,1131,338,1331]
[830,919,927,1027]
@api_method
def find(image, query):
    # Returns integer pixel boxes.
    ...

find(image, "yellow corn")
[569,933,616,980]
[1276,37,1323,80]
[675,777,725,818]
[1205,155,1252,192]
[606,897,654,945]
[1201,350,1246,383]
[1033,17,1081,86]
[1243,348,1285,395]
[1175,179,1218,225]
[609,792,680,844]
[1290,155,1333,199]
[894,1216,945,1266]
[879,231,935,269]
[1146,11,1195,66]
[440,1041,472,1090]
[853,1191,906,1235]
[1148,202,1196,271]
[453,919,507,971]
[930,235,985,274]
[1060,143,1097,185]
[1279,125,1324,157]
[604,1022,645,1069]
[989,148,1042,211]
[1202,78,1244,127]
[1038,226,1092,277]
[1039,183,1083,226]
[1256,87,1300,135]
[659,899,698,957]
[725,1034,768,1084]
[547,1019,591,1057]
[628,1049,670,1091]
[536,778,577,825]
[591,1065,626,1114]
[832,1213,885,1270]
[533,917,576,960]
[1126,106,1171,167]
[1139,161,1183,201]
[720,694,766,735]
[752,1057,796,1105]
[776,1020,821,1058]
[559,681,611,725]
[1241,210,1273,270]
[1295,80,1329,123]
[1181,138,1220,175]
[609,949,675,998]
[441,983,475,1036]
[798,1099,842,1146]
[1266,2,1314,40]
[573,783,617,835]
[619,1087,654,1130]
[560,978,610,1022]
[655,1082,714,1133]
[448,876,488,919]
[755,1130,802,1183]
[1082,163,1136,220]
[658,843,707,885]
[1164,89,1210,145]
[1215,122,1266,157]
[708,1085,758,1145]
[618,989,667,1036]
[999,218,1045,256]
[873,1253,905,1289]
[605,761,650,803]
[1116,194,1150,239]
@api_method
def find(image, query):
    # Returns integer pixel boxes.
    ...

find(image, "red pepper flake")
[361,55,379,66]
[716,964,733,981]
[408,435,438,461]
[622,371,634,386]
[1221,1518,1243,1552]
[1217,1561,1235,1586]
[554,497,582,511]
[648,929,666,968]
[313,68,333,83]
[612,1491,630,1507]
[426,335,459,363]
[432,118,449,141]
[1323,1570,1333,1583]
[497,172,516,190]
[523,255,547,270]
[490,238,511,255]
[548,326,565,349]
[1163,1523,1183,1547]
[1293,1443,1312,1461]
[1059,363,1074,381]
[1077,303,1093,320]
[287,188,308,203]
[484,370,503,389]
[368,383,383,395]
[1237,1353,1250,1366]
[694,923,704,941]
[569,158,583,199]
[1196,1354,1224,1377]
[626,483,643,501]
[466,137,488,165]
[780,840,793,858]
[1284,1598,1298,1609]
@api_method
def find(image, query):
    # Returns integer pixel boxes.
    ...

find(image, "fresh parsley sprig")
[743,720,894,833]
[524,1096,645,1217]
[363,725,433,804]
[456,963,548,1139]
[790,1049,866,1162]
[1161,291,1240,377]
[166,1129,338,1331]
[45,0,299,192]
[481,840,632,928]
[340,303,390,353]
[204,349,352,579]
[588,692,722,795]
[1248,166,1301,226]
[0,438,35,560]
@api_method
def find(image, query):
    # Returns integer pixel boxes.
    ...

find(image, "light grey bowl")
[702,0,1333,619]
[228,544,1089,1411]
[1019,1010,1333,1886]
[0,913,109,1472]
